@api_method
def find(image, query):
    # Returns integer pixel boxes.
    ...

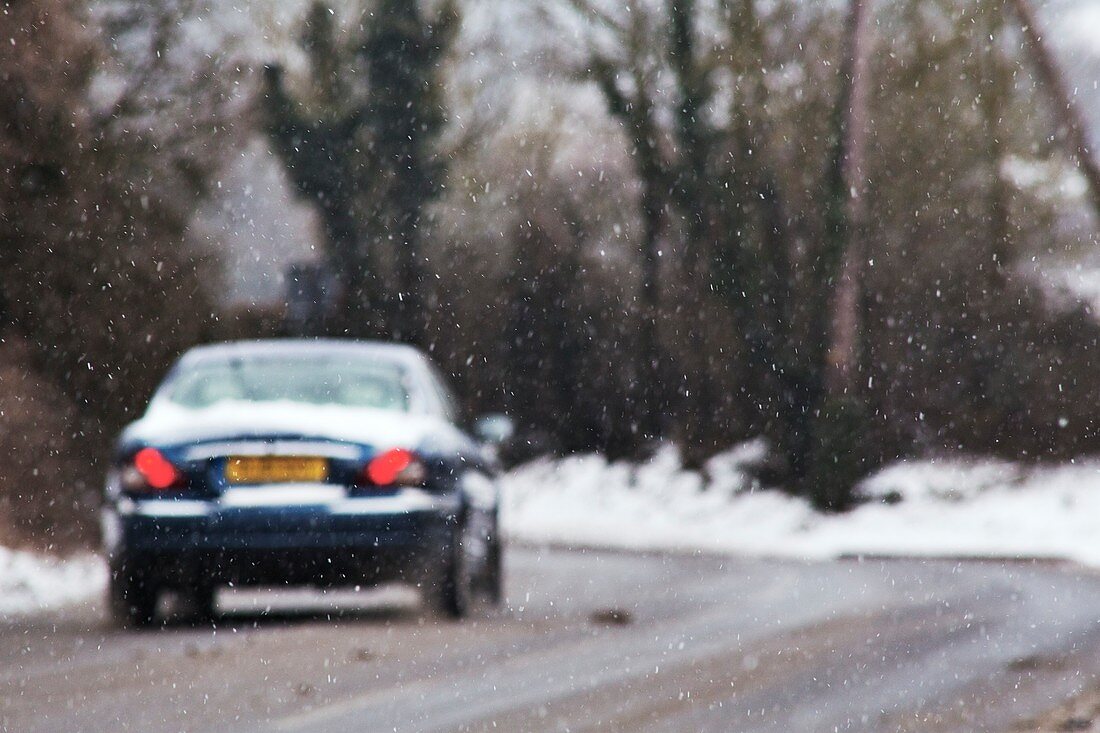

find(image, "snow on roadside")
[0,547,106,617]
[9,445,1100,617]
[501,444,1100,565]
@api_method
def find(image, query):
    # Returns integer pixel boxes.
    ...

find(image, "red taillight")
[359,448,425,487]
[132,447,184,490]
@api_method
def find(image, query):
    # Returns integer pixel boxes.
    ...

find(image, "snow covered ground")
[0,547,106,617]
[502,443,1100,565]
[9,445,1100,618]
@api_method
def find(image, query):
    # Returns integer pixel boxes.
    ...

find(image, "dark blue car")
[101,339,510,627]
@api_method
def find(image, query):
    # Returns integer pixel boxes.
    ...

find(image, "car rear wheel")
[425,524,475,619]
[180,583,217,625]
[481,524,503,606]
[108,563,158,629]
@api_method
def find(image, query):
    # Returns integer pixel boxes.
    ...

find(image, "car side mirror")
[473,413,514,445]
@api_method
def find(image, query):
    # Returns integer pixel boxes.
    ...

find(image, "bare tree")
[263,0,459,345]
[361,0,460,344]
[550,0,832,469]
[1008,0,1100,221]
[0,0,221,545]
[573,1,672,442]
[89,0,251,224]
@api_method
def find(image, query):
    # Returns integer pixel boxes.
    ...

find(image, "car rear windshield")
[163,357,412,411]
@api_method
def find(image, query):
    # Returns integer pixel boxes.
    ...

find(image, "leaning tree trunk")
[1008,0,1100,221]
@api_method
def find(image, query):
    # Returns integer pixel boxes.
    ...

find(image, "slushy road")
[3,547,1099,732]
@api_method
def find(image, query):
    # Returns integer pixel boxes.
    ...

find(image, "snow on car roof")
[178,339,426,367]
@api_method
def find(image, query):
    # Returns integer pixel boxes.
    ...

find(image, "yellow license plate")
[225,456,328,484]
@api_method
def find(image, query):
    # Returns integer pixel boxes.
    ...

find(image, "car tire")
[426,525,474,620]
[182,583,217,625]
[108,562,158,629]
[482,525,503,606]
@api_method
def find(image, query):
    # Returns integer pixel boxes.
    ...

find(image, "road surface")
[3,547,1100,732]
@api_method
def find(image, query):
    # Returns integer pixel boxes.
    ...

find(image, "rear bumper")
[102,490,459,587]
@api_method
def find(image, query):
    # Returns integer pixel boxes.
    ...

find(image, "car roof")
[177,339,427,368]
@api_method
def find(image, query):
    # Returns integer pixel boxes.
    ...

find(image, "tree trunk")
[980,2,1012,290]
[798,0,876,511]
[592,58,668,444]
[824,0,873,397]
[1008,0,1100,221]
[637,177,664,442]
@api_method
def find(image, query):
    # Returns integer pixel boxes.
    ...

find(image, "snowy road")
[3,548,1100,732]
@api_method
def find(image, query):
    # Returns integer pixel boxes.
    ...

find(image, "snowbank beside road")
[0,547,106,617]
[501,445,1100,565]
